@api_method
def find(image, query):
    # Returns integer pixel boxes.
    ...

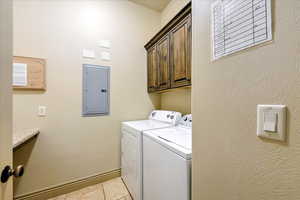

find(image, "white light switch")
[38,106,47,117]
[257,105,286,141]
[263,111,277,132]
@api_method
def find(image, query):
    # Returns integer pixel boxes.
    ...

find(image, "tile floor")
[49,178,132,200]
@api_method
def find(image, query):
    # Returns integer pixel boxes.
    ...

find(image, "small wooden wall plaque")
[13,56,46,90]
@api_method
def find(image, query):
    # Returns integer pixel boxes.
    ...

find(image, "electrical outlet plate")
[38,106,47,117]
[257,105,286,141]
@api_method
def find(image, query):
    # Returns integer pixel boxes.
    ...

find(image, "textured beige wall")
[192,0,300,200]
[0,0,13,199]
[160,88,191,114]
[160,0,191,27]
[13,0,161,196]
[160,0,191,114]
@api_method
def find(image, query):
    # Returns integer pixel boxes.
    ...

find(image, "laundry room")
[9,0,192,199]
[1,0,300,200]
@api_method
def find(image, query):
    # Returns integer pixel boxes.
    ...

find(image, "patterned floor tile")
[48,178,131,200]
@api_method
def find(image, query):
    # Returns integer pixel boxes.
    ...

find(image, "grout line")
[102,183,107,200]
[48,177,131,200]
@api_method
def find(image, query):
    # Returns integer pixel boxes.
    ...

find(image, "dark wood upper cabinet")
[145,2,191,93]
[157,35,170,90]
[170,15,191,88]
[147,46,158,93]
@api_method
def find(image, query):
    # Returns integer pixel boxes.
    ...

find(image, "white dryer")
[143,114,192,200]
[121,110,182,200]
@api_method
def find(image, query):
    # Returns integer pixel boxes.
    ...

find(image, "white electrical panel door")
[82,65,110,116]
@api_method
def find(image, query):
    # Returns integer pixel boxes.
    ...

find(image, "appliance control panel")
[149,110,182,125]
[179,114,192,127]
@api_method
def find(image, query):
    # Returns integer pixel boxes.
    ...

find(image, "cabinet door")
[147,46,159,92]
[170,15,192,88]
[157,35,170,90]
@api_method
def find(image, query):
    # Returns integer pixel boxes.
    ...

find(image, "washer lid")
[144,126,192,159]
[122,120,173,133]
[158,132,191,150]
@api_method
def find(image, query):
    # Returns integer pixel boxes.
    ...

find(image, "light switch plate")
[38,106,47,117]
[257,105,286,141]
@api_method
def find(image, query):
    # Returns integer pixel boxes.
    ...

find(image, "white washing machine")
[121,110,182,200]
[143,114,192,200]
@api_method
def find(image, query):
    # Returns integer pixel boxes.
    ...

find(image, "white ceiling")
[129,0,171,11]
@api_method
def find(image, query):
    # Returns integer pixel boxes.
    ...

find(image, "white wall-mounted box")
[98,40,111,49]
[101,51,111,61]
[82,49,95,59]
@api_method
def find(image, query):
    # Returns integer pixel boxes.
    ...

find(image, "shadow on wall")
[148,93,162,110]
[13,90,46,95]
[146,87,192,114]
[13,137,38,195]
[160,87,191,114]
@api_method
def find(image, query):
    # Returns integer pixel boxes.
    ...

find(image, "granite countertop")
[13,128,40,148]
